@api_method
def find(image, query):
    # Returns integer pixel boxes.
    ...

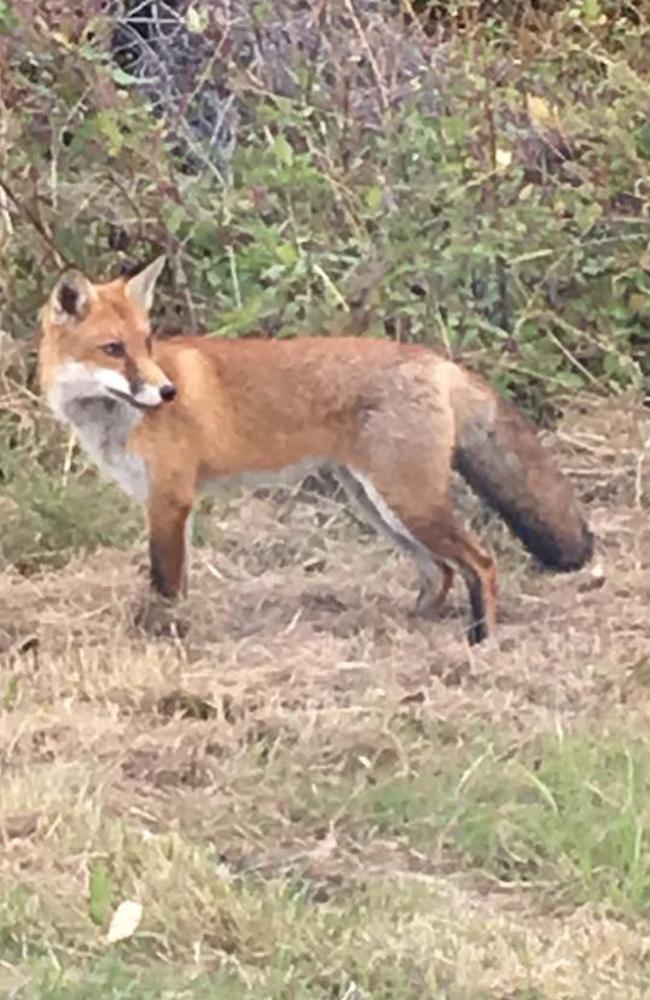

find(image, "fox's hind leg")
[414,561,454,618]
[413,517,498,644]
[341,466,497,644]
[335,465,454,617]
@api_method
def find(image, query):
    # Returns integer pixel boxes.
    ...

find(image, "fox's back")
[154,334,447,425]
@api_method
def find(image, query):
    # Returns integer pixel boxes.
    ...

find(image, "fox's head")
[40,256,176,414]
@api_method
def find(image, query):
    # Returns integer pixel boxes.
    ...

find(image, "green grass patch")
[4,711,650,995]
[0,956,247,1000]
[242,719,650,914]
[0,414,224,573]
[0,458,142,573]
[0,849,496,999]
[451,728,650,912]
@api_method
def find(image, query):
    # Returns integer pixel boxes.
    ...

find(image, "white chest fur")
[47,360,149,502]
[53,395,149,503]
[72,398,148,501]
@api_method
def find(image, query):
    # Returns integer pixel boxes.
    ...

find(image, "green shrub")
[1,1,648,568]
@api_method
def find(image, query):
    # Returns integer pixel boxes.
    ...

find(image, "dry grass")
[2,396,650,998]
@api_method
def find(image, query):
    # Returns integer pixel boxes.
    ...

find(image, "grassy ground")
[1,396,650,998]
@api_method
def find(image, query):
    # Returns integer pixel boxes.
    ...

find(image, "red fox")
[38,257,593,643]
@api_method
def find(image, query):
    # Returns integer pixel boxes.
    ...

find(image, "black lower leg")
[465,573,488,645]
[149,538,177,599]
[147,499,191,600]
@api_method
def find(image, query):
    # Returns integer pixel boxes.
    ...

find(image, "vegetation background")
[2,2,650,998]
[1,0,649,569]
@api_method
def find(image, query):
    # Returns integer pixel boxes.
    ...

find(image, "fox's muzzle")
[128,379,177,408]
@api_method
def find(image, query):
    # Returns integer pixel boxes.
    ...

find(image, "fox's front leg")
[148,494,192,599]
[135,484,194,636]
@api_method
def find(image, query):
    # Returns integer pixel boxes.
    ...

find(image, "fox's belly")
[198,457,326,496]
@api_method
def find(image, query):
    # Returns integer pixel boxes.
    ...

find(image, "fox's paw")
[412,588,441,619]
[411,584,447,619]
[133,599,190,639]
[411,564,455,620]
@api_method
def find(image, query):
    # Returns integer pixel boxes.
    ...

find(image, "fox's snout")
[90,359,177,410]
[132,357,177,408]
[127,371,177,408]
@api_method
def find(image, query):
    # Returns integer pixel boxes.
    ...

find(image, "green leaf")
[276,242,298,266]
[604,351,623,376]
[165,203,189,236]
[364,185,383,212]
[574,201,602,235]
[580,0,601,24]
[0,0,18,31]
[273,135,294,167]
[111,66,139,87]
[636,122,650,161]
[89,861,115,927]
[94,111,123,156]
[3,674,19,711]
[557,371,584,389]
[440,116,466,143]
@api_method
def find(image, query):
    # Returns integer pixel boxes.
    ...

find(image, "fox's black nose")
[160,383,177,402]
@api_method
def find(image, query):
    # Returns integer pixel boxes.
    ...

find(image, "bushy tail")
[451,372,593,571]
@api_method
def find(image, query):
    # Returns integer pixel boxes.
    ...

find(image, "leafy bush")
[1,0,649,567]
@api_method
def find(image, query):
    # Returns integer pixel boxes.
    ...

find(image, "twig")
[226,245,242,311]
[0,99,14,250]
[313,263,349,311]
[171,250,198,331]
[105,170,145,244]
[484,95,511,339]
[61,430,77,489]
[343,0,389,114]
[0,176,72,269]
[545,315,605,386]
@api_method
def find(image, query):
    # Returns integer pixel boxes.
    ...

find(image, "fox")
[38,256,593,644]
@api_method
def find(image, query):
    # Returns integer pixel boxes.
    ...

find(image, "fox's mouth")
[107,387,157,411]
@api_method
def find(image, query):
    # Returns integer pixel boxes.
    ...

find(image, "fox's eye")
[101,341,125,358]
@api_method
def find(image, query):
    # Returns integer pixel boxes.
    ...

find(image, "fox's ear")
[49,270,94,324]
[125,255,166,313]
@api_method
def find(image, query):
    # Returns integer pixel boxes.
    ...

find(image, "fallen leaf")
[106,900,143,943]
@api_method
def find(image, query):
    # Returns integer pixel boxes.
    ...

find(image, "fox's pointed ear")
[125,255,166,313]
[49,270,94,325]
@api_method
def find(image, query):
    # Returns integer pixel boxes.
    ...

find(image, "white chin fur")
[133,383,164,407]
[94,367,134,398]
[97,368,163,408]
[48,362,163,413]
[48,360,114,416]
